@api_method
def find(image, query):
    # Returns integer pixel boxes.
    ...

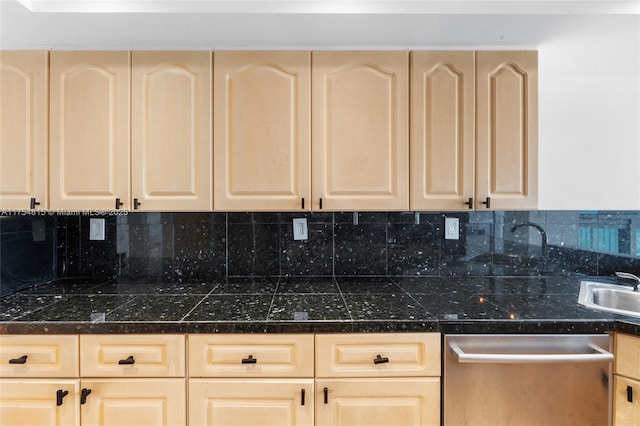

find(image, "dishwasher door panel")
[444,334,612,426]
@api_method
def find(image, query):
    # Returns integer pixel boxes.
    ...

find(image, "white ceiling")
[1,0,639,49]
[11,0,640,14]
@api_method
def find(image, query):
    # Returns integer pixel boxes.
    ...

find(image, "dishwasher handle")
[449,341,613,364]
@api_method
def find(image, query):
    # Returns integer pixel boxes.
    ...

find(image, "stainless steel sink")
[578,281,640,318]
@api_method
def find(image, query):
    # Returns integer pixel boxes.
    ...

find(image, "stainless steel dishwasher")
[444,334,613,426]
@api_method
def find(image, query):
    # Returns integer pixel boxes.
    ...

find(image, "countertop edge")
[0,319,626,335]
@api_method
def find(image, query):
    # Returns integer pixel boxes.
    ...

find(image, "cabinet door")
[615,376,640,426]
[214,51,311,211]
[312,51,409,211]
[410,51,475,211]
[0,51,48,210]
[0,379,79,426]
[50,51,130,211]
[132,51,212,211]
[476,50,538,210]
[80,379,186,426]
[316,378,440,426]
[189,379,313,426]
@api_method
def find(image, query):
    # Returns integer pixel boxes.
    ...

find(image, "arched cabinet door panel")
[476,50,538,210]
[0,50,48,210]
[132,51,212,211]
[411,51,475,211]
[312,51,409,211]
[214,51,310,212]
[50,51,130,211]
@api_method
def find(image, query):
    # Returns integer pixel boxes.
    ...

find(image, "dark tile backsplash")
[2,210,640,296]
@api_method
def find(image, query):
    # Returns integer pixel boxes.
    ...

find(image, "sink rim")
[578,280,640,318]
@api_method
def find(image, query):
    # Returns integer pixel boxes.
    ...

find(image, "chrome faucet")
[615,272,640,292]
[510,222,548,259]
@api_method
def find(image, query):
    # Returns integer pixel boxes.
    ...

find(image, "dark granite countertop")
[1,276,640,336]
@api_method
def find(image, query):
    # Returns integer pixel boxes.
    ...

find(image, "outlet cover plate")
[445,217,459,240]
[89,218,105,241]
[293,218,308,241]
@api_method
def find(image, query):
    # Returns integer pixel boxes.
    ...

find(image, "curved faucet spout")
[510,222,548,259]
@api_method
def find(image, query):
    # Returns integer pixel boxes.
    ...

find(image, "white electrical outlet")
[89,218,105,241]
[293,218,308,241]
[445,217,459,240]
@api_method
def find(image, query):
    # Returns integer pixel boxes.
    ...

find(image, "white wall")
[1,1,639,210]
[538,15,640,210]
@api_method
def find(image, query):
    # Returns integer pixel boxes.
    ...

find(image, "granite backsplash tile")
[2,210,640,296]
[0,215,56,296]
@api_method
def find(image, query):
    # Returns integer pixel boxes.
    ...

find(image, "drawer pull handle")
[9,355,28,365]
[118,355,135,365]
[242,355,257,364]
[374,354,389,364]
[482,197,491,209]
[628,386,634,403]
[301,389,305,405]
[323,387,328,404]
[56,389,69,406]
[81,388,92,405]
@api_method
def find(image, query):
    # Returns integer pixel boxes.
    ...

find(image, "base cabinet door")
[315,378,440,426]
[0,379,79,426]
[615,376,640,426]
[189,379,314,426]
[80,379,185,426]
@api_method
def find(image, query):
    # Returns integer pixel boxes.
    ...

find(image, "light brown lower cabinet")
[80,379,186,426]
[615,333,640,425]
[189,379,314,426]
[0,379,80,426]
[1,333,444,425]
[316,378,440,426]
[614,376,640,425]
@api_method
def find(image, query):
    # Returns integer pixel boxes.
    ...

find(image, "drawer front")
[189,334,314,378]
[0,335,79,378]
[80,334,185,377]
[616,333,640,379]
[316,333,441,378]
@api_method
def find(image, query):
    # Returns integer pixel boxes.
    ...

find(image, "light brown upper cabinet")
[411,51,475,211]
[411,50,537,211]
[132,51,212,211]
[476,50,538,210]
[312,51,410,211]
[0,51,49,210]
[214,51,310,211]
[50,51,130,211]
